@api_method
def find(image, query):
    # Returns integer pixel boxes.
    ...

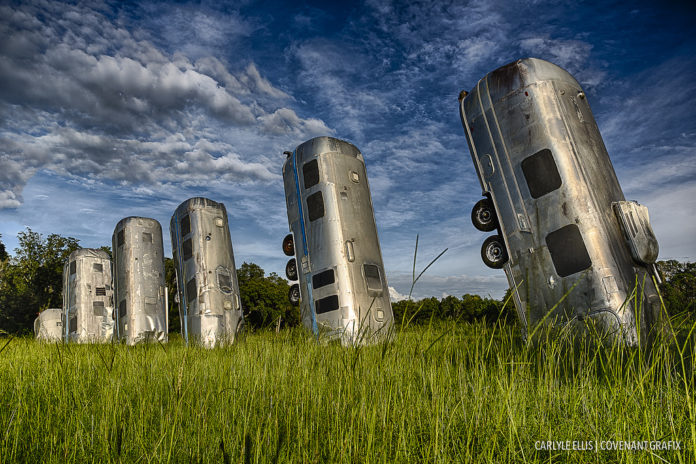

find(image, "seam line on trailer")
[174,216,189,344]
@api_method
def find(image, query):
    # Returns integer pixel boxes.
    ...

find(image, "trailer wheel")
[282,234,294,256]
[288,284,300,306]
[471,198,498,232]
[481,235,508,269]
[285,258,298,281]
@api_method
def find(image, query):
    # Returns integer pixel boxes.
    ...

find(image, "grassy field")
[0,318,694,463]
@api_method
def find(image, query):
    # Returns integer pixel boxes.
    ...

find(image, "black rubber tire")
[471,198,498,232]
[282,234,294,256]
[285,258,298,281]
[288,284,300,306]
[481,235,508,269]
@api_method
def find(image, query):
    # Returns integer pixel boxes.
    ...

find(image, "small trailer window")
[307,191,325,221]
[181,214,191,237]
[312,269,335,289]
[545,224,592,277]
[119,301,126,318]
[93,301,105,316]
[521,149,562,199]
[69,261,76,275]
[315,295,339,314]
[96,287,106,296]
[93,263,103,273]
[363,264,383,295]
[142,232,152,243]
[217,268,233,294]
[303,159,319,189]
[183,239,193,261]
[186,277,197,303]
[117,230,125,247]
[69,317,77,332]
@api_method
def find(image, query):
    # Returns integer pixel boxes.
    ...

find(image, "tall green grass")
[0,317,694,463]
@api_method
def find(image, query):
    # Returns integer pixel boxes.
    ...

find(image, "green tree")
[237,262,300,330]
[0,233,8,262]
[164,257,181,333]
[658,260,696,315]
[0,228,80,334]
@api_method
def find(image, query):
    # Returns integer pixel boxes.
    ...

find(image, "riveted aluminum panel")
[34,308,64,342]
[170,197,244,347]
[282,136,394,346]
[62,248,114,343]
[459,58,666,345]
[112,217,168,345]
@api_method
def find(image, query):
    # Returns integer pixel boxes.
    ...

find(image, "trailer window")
[96,287,106,296]
[69,317,77,332]
[181,214,191,237]
[142,232,152,243]
[119,300,126,318]
[363,264,383,296]
[545,224,592,277]
[306,191,325,221]
[315,295,339,314]
[93,301,105,316]
[183,238,193,261]
[303,159,319,189]
[312,269,335,289]
[69,260,76,275]
[186,277,197,303]
[521,149,562,199]
[93,263,103,273]
[117,229,125,247]
[217,268,234,294]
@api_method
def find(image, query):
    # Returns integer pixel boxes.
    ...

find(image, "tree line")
[0,229,694,334]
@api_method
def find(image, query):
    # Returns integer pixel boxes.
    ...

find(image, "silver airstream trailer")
[34,308,64,342]
[112,217,168,345]
[458,58,664,345]
[170,197,244,347]
[282,136,394,345]
[63,248,115,343]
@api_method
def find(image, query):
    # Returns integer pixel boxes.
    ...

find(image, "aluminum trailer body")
[282,136,394,345]
[170,197,244,347]
[113,217,168,345]
[62,248,115,343]
[34,308,64,342]
[459,58,664,345]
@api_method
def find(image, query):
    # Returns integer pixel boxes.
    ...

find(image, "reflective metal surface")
[170,197,244,347]
[283,136,394,345]
[459,58,665,345]
[112,217,168,345]
[34,308,64,342]
[62,248,114,343]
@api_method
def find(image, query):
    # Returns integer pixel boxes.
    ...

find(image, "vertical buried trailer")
[113,217,168,345]
[170,197,244,347]
[63,248,115,343]
[282,136,394,345]
[34,308,64,342]
[458,58,665,345]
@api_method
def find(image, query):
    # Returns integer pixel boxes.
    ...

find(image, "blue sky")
[1,0,694,300]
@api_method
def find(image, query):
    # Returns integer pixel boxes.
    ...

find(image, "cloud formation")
[0,1,331,209]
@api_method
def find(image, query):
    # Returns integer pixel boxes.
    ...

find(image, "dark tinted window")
[69,317,77,332]
[117,229,125,247]
[521,149,562,199]
[180,214,191,237]
[312,269,335,289]
[315,295,339,314]
[93,301,105,316]
[96,287,106,296]
[303,159,319,189]
[183,238,193,261]
[142,232,152,243]
[545,224,592,277]
[93,263,103,273]
[363,264,383,295]
[217,269,233,294]
[119,300,126,318]
[69,260,76,275]
[186,277,197,303]
[307,191,324,221]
